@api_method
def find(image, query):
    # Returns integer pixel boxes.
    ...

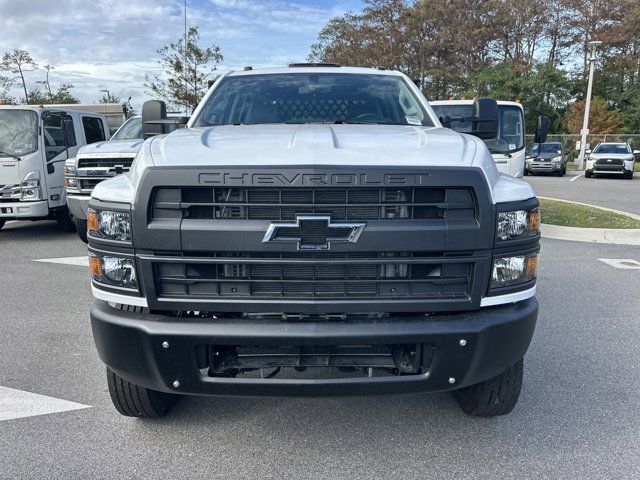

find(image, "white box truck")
[430,100,527,177]
[0,105,109,232]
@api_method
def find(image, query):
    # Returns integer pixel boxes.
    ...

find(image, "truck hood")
[78,139,143,155]
[93,124,536,205]
[148,124,481,169]
[589,153,634,160]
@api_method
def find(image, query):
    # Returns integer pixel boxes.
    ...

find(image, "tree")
[99,92,121,104]
[48,84,79,104]
[0,75,16,104]
[564,97,623,134]
[0,49,38,101]
[145,26,223,113]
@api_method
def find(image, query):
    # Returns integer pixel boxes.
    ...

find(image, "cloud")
[0,0,361,109]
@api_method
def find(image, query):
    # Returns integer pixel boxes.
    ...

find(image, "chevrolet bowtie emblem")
[262,215,366,250]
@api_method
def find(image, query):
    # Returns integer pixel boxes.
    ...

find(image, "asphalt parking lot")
[525,170,640,216]
[1,214,639,479]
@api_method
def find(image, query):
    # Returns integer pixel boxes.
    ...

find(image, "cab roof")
[226,66,404,77]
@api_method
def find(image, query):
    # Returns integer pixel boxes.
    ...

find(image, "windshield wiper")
[0,150,21,161]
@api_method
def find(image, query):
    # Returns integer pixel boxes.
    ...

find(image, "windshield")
[593,144,630,154]
[194,73,433,127]
[530,143,562,155]
[111,117,143,140]
[431,104,525,154]
[0,109,39,158]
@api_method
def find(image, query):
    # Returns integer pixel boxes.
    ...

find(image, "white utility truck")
[87,65,548,418]
[65,111,184,242]
[430,100,527,177]
[0,105,109,232]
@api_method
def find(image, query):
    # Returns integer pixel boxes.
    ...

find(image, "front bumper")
[527,162,561,173]
[91,297,538,397]
[67,194,91,220]
[0,200,49,219]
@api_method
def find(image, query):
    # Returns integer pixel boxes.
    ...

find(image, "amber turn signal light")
[87,209,99,232]
[524,254,538,278]
[89,255,103,278]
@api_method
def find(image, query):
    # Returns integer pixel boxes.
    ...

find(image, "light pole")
[100,89,111,103]
[577,40,602,171]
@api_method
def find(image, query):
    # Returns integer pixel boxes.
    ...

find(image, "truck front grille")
[151,186,476,221]
[152,252,473,300]
[0,184,20,202]
[78,179,102,191]
[77,157,135,169]
[595,158,624,167]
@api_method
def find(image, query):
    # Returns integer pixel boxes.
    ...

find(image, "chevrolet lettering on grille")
[262,215,366,250]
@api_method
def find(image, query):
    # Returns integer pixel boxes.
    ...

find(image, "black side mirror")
[534,116,549,144]
[470,98,499,140]
[62,118,76,148]
[142,100,168,139]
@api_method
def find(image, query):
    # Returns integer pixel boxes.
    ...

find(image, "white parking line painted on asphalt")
[598,258,640,269]
[0,386,90,422]
[34,256,88,267]
[569,173,584,182]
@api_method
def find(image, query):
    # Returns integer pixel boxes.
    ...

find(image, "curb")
[538,197,640,245]
[541,224,640,245]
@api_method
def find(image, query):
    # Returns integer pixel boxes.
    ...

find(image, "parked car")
[525,142,568,176]
[585,142,638,179]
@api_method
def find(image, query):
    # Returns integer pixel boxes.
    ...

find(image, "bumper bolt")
[448,377,456,384]
[172,380,180,388]
[162,341,170,349]
[459,339,467,347]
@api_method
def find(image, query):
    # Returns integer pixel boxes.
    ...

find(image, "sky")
[0,0,364,109]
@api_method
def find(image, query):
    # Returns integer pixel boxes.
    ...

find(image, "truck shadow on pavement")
[0,221,78,243]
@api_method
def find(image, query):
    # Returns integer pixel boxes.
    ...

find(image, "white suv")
[585,142,639,179]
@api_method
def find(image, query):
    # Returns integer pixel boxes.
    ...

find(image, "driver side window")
[43,114,75,161]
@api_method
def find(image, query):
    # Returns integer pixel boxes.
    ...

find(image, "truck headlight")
[64,163,77,175]
[90,254,138,289]
[87,208,131,242]
[497,207,540,241]
[20,171,42,201]
[491,253,538,288]
[552,156,562,162]
[64,178,78,187]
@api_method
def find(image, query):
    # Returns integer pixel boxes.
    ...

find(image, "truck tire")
[56,207,77,233]
[624,170,633,179]
[454,359,523,417]
[75,219,88,243]
[107,367,177,418]
[0,220,5,231]
[585,171,592,178]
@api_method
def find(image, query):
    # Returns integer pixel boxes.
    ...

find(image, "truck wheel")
[107,367,177,418]
[454,359,523,417]
[585,171,592,178]
[0,220,5,231]
[625,170,633,179]
[75,219,88,243]
[56,207,77,233]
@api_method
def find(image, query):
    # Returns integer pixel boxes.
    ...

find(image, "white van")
[0,105,109,232]
[430,100,526,177]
